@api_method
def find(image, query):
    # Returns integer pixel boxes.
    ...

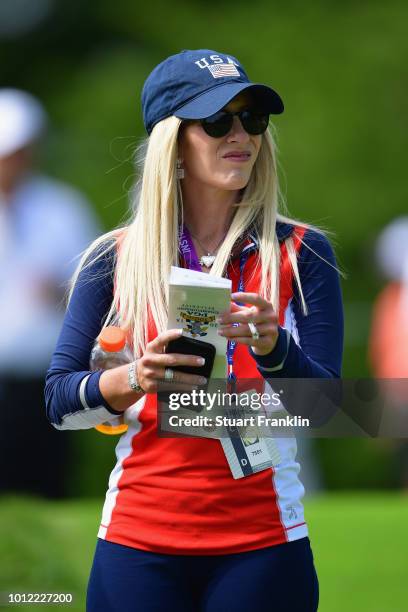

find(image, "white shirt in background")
[0,173,100,376]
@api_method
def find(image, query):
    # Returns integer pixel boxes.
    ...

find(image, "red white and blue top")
[45,221,343,555]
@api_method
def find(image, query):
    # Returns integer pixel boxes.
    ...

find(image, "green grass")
[0,493,407,610]
[307,494,408,612]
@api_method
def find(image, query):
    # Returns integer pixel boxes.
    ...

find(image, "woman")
[45,49,343,611]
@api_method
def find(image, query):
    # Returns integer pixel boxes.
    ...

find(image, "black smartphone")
[165,335,216,379]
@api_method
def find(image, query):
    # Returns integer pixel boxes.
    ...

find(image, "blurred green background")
[1,0,407,609]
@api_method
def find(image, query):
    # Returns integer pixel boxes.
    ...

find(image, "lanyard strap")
[226,248,249,387]
[179,225,251,389]
[179,224,202,272]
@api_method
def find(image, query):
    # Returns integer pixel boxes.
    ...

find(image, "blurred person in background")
[0,88,100,498]
[369,217,408,488]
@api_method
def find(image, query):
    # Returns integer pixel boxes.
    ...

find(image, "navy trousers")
[87,536,319,611]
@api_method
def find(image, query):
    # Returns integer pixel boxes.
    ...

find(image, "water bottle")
[90,326,133,435]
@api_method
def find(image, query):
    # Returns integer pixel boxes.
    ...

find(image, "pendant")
[200,254,216,268]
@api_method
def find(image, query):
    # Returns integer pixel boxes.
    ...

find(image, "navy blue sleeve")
[44,245,122,428]
[250,229,344,378]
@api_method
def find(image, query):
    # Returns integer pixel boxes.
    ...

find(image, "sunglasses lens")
[201,112,233,138]
[200,110,270,138]
[240,111,269,135]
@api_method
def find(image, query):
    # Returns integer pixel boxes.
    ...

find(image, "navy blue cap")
[142,49,284,134]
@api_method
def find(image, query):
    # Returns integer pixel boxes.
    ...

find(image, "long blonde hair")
[69,116,317,357]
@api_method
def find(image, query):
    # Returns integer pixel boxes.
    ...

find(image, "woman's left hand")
[217,292,279,356]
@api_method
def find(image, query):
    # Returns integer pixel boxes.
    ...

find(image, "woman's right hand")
[99,329,207,412]
[136,328,208,393]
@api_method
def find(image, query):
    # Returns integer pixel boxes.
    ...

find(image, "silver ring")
[248,321,260,341]
[164,368,175,381]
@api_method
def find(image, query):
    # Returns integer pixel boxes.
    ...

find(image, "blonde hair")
[69,116,322,357]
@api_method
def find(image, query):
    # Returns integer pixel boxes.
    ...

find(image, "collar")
[276,221,296,242]
[178,221,297,264]
[230,221,296,260]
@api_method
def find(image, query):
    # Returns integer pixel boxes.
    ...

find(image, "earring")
[176,159,184,179]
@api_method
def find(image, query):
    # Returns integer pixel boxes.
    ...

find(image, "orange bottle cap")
[98,326,127,352]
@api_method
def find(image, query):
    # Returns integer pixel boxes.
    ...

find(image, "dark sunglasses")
[198,110,270,138]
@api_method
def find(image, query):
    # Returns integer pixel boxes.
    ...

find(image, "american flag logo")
[208,63,240,79]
